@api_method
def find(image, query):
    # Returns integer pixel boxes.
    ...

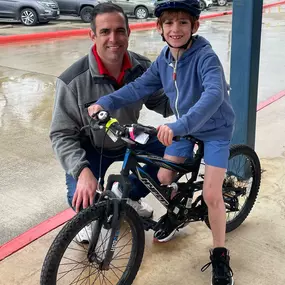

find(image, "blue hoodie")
[96,36,235,141]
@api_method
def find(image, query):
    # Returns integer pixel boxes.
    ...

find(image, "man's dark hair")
[90,2,130,34]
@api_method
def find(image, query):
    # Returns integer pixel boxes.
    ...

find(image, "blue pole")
[229,0,264,148]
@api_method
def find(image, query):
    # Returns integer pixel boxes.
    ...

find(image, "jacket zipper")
[172,60,180,118]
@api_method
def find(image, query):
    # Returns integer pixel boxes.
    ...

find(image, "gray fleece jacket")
[50,47,172,179]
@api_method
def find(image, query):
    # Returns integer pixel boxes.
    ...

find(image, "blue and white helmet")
[154,0,201,18]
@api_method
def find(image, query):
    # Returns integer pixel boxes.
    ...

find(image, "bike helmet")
[154,0,201,18]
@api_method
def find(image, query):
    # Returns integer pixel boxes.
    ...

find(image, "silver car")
[109,0,155,19]
[0,0,60,26]
[200,0,213,10]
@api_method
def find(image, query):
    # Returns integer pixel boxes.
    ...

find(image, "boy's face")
[158,11,199,49]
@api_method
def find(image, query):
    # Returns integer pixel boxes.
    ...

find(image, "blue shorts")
[165,139,231,169]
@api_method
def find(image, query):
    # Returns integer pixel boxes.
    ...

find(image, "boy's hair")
[157,9,198,27]
[90,3,130,34]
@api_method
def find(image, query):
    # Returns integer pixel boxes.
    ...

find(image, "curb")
[0,88,285,261]
[1,0,284,44]
[0,12,233,44]
[0,208,75,261]
[263,0,285,9]
[256,89,285,111]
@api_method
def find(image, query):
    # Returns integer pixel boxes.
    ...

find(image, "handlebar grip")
[133,125,157,136]
[133,124,180,141]
[146,127,158,136]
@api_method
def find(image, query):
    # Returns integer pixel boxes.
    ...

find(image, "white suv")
[199,0,213,10]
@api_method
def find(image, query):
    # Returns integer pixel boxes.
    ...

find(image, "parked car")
[55,0,100,23]
[108,0,155,19]
[199,0,213,10]
[0,0,60,26]
[213,0,228,6]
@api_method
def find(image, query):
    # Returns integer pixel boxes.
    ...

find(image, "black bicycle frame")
[95,137,205,268]
[105,138,205,209]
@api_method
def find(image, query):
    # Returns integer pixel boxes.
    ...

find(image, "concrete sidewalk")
[0,96,284,285]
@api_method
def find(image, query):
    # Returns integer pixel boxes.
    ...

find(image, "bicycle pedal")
[141,217,157,231]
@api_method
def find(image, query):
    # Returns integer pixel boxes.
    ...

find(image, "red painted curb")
[263,0,285,9]
[1,0,284,45]
[0,208,75,261]
[0,11,233,44]
[257,89,285,111]
[1,0,284,44]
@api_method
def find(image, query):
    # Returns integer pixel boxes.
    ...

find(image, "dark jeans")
[66,138,165,208]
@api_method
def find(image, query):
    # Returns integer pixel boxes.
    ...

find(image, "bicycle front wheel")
[41,201,145,285]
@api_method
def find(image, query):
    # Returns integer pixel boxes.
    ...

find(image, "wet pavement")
[0,6,231,35]
[0,7,285,246]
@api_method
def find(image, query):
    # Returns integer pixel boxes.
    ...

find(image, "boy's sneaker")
[201,247,234,285]
[153,213,184,243]
[111,182,153,218]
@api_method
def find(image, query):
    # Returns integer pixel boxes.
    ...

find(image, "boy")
[88,0,235,284]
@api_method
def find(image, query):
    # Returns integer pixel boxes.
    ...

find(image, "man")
[50,2,172,242]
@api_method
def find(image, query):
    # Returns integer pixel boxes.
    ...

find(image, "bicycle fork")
[87,190,121,270]
[87,171,133,270]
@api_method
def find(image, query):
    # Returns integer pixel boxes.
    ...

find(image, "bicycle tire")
[40,201,145,285]
[205,144,261,233]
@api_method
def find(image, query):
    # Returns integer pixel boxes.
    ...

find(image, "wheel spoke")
[45,204,141,285]
[222,146,260,230]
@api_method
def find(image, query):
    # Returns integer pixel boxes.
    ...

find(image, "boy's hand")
[88,104,103,117]
[157,125,174,146]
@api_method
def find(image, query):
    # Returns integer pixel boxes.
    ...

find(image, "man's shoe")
[75,222,109,246]
[153,213,184,243]
[201,247,234,285]
[75,224,92,244]
[111,182,153,218]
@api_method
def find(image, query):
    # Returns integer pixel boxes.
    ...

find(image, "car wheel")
[217,0,227,6]
[135,6,148,19]
[80,6,93,23]
[199,0,206,10]
[20,8,38,26]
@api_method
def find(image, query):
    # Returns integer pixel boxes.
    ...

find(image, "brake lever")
[80,125,90,132]
[88,117,105,131]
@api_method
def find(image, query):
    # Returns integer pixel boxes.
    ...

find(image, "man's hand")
[72,167,98,213]
[157,125,174,146]
[88,104,103,117]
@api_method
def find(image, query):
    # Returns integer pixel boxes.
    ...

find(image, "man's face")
[91,12,130,63]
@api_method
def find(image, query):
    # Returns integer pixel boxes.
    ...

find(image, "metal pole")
[229,0,264,148]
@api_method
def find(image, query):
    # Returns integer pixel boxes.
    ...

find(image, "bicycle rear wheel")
[41,201,145,285]
[205,144,261,232]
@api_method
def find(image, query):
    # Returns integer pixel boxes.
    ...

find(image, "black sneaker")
[201,247,234,285]
[153,213,184,243]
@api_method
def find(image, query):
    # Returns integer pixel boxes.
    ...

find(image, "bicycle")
[41,111,261,285]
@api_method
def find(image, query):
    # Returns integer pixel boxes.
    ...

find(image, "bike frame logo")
[137,167,169,207]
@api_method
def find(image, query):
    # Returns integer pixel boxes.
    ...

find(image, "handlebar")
[89,110,183,145]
